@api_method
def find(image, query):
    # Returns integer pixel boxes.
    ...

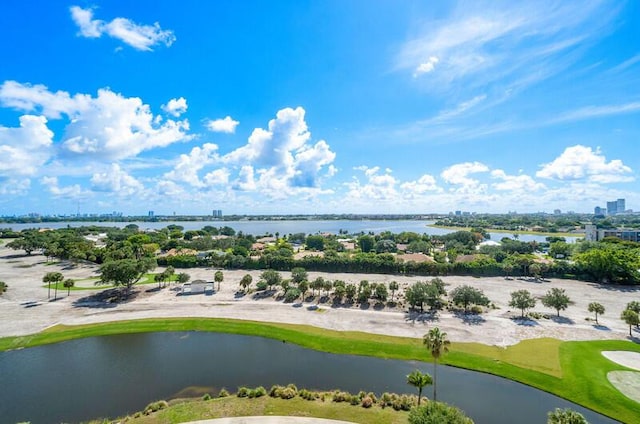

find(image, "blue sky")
[0,0,639,216]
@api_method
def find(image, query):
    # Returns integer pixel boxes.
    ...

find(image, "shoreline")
[427,224,583,238]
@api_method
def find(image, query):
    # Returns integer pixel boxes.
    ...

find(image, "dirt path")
[1,246,639,346]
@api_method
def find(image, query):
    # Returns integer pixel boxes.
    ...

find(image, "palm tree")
[63,278,75,296]
[43,271,63,300]
[423,327,450,401]
[214,270,224,291]
[406,370,432,405]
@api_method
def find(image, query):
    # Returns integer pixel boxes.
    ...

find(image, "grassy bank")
[1,318,638,423]
[428,224,582,238]
[107,394,409,424]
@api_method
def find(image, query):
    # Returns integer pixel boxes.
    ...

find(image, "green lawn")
[42,272,180,291]
[1,318,638,423]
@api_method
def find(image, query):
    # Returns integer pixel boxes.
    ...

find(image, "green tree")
[408,402,474,424]
[154,272,167,289]
[177,273,191,284]
[529,263,542,280]
[214,270,224,291]
[291,267,308,284]
[305,235,325,251]
[541,287,571,317]
[423,327,450,401]
[240,274,252,292]
[389,281,399,301]
[345,283,356,302]
[626,301,640,314]
[449,285,490,312]
[621,309,639,336]
[547,408,588,424]
[297,279,309,300]
[0,281,7,295]
[98,258,157,295]
[260,269,282,291]
[43,271,63,300]
[374,283,388,303]
[358,235,375,253]
[587,302,605,324]
[63,278,75,296]
[406,370,432,406]
[509,290,536,318]
[333,284,346,302]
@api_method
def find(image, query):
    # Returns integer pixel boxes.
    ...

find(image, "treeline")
[3,224,639,285]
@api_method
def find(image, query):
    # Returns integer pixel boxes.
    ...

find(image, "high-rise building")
[607,201,618,215]
[148,211,154,217]
[594,206,605,215]
[617,198,625,214]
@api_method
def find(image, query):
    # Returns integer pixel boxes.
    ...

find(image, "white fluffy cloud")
[70,6,175,51]
[206,116,239,133]
[400,174,442,196]
[346,166,399,200]
[0,81,191,160]
[223,107,336,196]
[90,164,144,196]
[536,145,633,183]
[164,143,220,187]
[40,176,90,199]
[491,169,545,191]
[0,178,30,196]
[0,115,54,177]
[162,97,187,117]
[441,161,489,186]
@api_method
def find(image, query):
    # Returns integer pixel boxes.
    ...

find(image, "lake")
[0,332,616,424]
[2,219,579,243]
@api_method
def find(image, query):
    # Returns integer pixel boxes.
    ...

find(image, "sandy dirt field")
[1,245,640,347]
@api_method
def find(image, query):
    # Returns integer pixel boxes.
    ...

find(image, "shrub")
[357,390,367,400]
[269,385,283,397]
[143,400,168,415]
[256,281,268,291]
[366,392,377,403]
[253,386,267,398]
[380,392,393,408]
[218,388,230,398]
[284,288,301,302]
[279,387,296,399]
[361,396,374,408]
[349,395,360,405]
[470,305,483,314]
[201,393,211,401]
[286,383,298,393]
[332,391,351,403]
[408,401,474,423]
[237,387,250,398]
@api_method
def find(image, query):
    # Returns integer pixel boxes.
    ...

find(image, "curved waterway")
[0,332,615,424]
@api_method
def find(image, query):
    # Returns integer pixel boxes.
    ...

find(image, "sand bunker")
[602,351,640,371]
[607,371,640,403]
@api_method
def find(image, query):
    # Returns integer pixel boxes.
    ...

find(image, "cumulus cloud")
[490,169,545,191]
[223,107,336,196]
[206,116,239,133]
[40,176,90,199]
[536,145,633,183]
[0,178,30,196]
[0,81,191,160]
[161,97,187,117]
[441,161,489,185]
[90,164,144,196]
[0,115,54,177]
[164,143,220,187]
[70,6,175,51]
[346,166,399,200]
[400,174,442,195]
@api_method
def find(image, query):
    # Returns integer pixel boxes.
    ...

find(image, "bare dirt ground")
[1,245,640,347]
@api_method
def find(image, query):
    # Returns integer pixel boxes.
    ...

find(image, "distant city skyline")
[1,1,639,216]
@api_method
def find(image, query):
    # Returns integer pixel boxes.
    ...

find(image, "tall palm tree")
[423,327,450,401]
[406,370,432,405]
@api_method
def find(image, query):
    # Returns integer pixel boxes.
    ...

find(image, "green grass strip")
[0,318,637,423]
[428,224,582,238]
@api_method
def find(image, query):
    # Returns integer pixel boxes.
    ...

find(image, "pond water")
[0,332,616,424]
[3,219,579,243]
